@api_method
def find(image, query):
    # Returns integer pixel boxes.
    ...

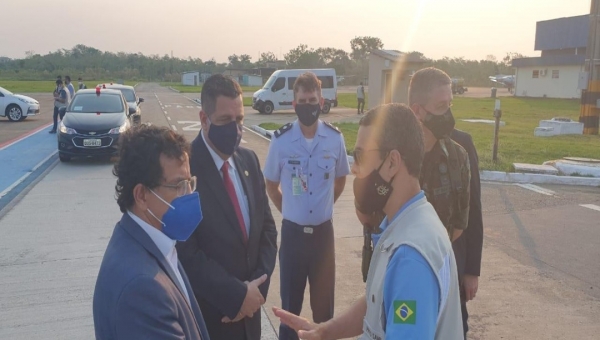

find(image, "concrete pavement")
[1,83,599,339]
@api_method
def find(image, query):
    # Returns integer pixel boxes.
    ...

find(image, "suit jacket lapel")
[192,135,246,245]
[233,151,257,243]
[120,213,194,313]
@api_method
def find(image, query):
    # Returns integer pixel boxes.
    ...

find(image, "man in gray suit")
[93,124,210,340]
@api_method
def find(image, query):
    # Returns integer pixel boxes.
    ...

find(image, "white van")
[252,69,338,115]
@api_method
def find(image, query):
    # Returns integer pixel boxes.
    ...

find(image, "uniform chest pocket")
[284,158,307,175]
[317,157,335,172]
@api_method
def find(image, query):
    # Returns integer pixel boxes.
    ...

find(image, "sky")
[0,0,590,62]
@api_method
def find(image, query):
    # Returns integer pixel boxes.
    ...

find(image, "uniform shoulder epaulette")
[273,123,293,138]
[323,121,341,134]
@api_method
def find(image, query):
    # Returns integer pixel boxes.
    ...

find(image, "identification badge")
[292,174,302,196]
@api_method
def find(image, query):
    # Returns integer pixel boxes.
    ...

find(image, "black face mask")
[295,103,321,126]
[353,159,394,216]
[422,108,455,140]
[207,119,242,156]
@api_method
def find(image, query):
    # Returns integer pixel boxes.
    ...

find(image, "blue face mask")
[147,190,203,241]
[207,117,243,156]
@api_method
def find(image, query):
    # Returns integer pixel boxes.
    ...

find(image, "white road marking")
[171,125,178,131]
[0,150,58,198]
[244,126,271,142]
[515,183,556,196]
[580,204,600,212]
[241,139,247,144]
[167,117,171,121]
[178,121,202,131]
[176,105,182,109]
[186,106,194,109]
[164,105,171,108]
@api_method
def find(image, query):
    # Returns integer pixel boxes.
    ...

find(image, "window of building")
[552,70,559,79]
[532,70,539,78]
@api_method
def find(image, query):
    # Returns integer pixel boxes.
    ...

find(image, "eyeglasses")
[160,176,197,197]
[352,149,387,166]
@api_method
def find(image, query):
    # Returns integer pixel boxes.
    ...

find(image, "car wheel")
[322,102,331,114]
[6,105,23,122]
[458,88,465,95]
[59,153,71,162]
[263,102,274,115]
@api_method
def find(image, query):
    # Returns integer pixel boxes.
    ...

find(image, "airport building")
[512,15,587,99]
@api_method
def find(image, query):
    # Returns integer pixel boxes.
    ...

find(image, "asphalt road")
[0,83,598,339]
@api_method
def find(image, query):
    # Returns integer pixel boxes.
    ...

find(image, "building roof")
[512,54,585,68]
[370,49,428,63]
[535,15,588,51]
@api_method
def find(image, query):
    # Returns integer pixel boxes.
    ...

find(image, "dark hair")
[113,124,190,213]
[359,103,424,178]
[408,67,451,106]
[65,75,71,82]
[200,74,243,115]
[293,72,322,99]
[78,77,82,81]
[56,79,63,85]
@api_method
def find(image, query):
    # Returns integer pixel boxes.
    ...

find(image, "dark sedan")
[57,88,134,162]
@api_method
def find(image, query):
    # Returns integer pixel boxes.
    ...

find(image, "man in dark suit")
[177,74,278,340]
[93,124,210,340]
[451,128,484,339]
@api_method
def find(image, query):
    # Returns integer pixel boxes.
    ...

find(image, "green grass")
[260,97,600,172]
[259,123,284,131]
[337,93,368,109]
[0,80,136,93]
[243,97,253,107]
[160,82,262,93]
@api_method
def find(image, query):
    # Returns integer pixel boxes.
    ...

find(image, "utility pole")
[580,0,600,134]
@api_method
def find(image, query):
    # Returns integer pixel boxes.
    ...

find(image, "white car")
[0,86,40,121]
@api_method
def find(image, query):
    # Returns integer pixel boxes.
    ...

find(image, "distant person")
[93,124,210,340]
[54,76,62,94]
[78,77,87,90]
[49,79,70,134]
[356,82,365,115]
[64,75,75,98]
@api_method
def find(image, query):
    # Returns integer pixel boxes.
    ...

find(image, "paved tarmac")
[0,83,598,339]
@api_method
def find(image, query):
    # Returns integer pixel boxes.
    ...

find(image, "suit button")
[310,210,312,213]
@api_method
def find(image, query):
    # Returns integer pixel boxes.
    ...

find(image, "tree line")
[0,38,521,86]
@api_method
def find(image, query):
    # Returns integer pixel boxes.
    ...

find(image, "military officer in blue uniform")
[264,72,350,340]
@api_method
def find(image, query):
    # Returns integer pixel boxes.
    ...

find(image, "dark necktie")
[221,161,248,242]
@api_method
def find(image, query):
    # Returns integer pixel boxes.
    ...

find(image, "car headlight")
[109,121,130,134]
[17,98,33,104]
[59,122,77,134]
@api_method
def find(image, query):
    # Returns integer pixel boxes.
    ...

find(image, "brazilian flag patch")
[393,300,416,324]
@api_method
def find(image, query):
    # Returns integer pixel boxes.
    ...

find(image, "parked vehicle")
[57,87,134,162]
[0,86,40,121]
[252,69,338,115]
[451,78,468,95]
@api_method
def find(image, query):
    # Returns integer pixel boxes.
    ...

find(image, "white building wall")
[515,65,582,99]
[246,75,263,87]
[181,72,200,86]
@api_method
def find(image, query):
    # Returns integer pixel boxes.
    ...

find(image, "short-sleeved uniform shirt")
[264,120,350,226]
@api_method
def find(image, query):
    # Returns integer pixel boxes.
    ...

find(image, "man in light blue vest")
[272,103,463,340]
